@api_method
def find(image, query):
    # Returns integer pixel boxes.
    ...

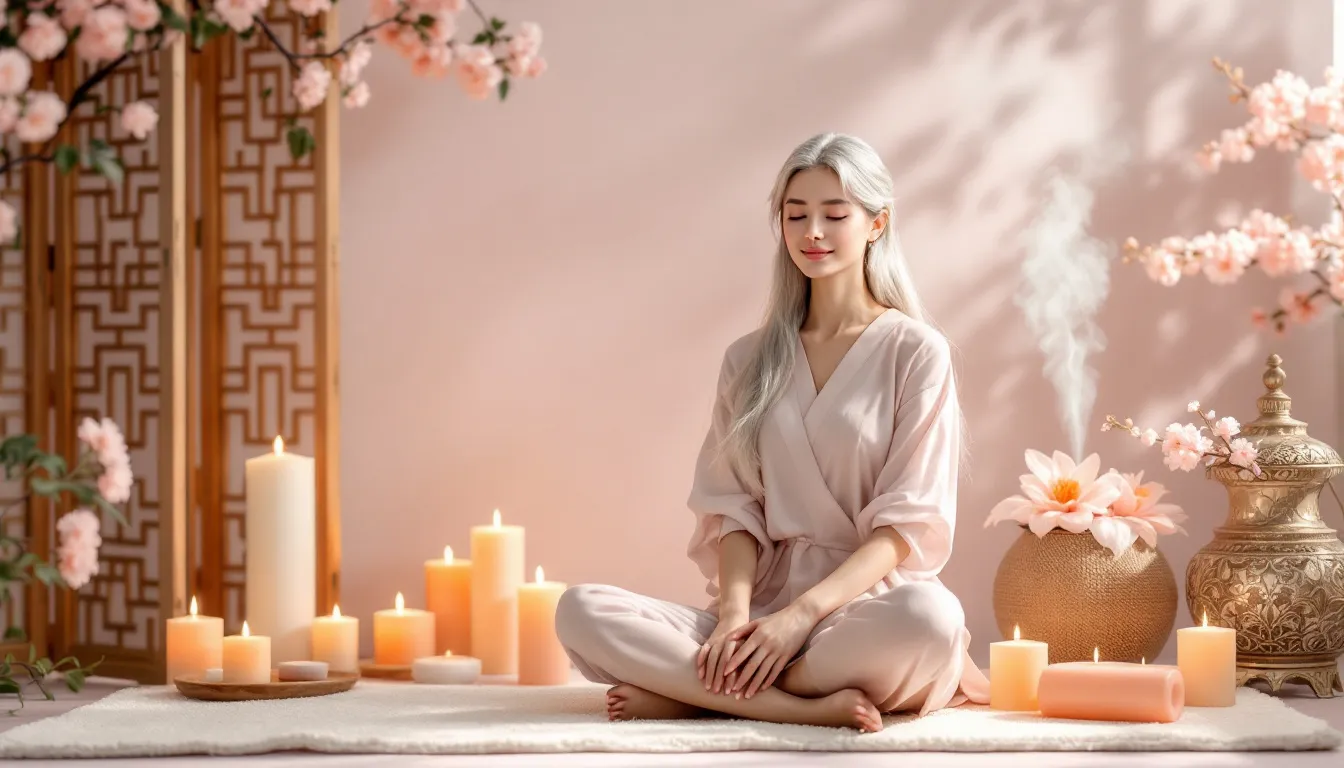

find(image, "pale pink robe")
[556,308,991,715]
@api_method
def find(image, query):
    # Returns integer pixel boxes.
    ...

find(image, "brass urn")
[1185,354,1344,697]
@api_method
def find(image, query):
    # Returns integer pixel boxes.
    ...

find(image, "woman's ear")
[870,208,890,242]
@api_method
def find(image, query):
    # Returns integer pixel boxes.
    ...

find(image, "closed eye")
[786,216,849,221]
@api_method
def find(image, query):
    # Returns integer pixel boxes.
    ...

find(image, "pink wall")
[337,0,1338,666]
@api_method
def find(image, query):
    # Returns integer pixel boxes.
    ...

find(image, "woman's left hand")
[720,604,816,698]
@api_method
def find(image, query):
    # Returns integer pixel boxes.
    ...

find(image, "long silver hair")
[719,132,968,495]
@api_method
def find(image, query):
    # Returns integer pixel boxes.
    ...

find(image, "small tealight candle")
[1178,611,1237,707]
[989,624,1048,711]
[311,604,359,673]
[204,667,223,683]
[373,592,435,666]
[165,596,223,682]
[278,660,328,682]
[222,621,271,684]
[412,651,482,685]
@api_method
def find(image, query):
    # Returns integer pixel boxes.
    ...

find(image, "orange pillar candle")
[1039,647,1185,723]
[311,604,359,673]
[1178,611,1237,707]
[165,596,223,682]
[470,509,525,675]
[222,621,271,684]
[989,624,1049,711]
[425,545,472,655]
[517,566,570,685]
[373,592,435,666]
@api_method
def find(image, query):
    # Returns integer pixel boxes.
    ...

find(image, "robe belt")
[777,535,855,553]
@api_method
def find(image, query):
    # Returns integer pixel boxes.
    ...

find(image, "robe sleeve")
[853,336,960,580]
[685,348,774,591]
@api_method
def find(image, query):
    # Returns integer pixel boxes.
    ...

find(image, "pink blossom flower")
[408,0,462,13]
[120,100,157,140]
[507,21,542,60]
[0,96,17,134]
[0,200,17,245]
[1213,416,1241,442]
[1216,127,1254,163]
[342,81,369,109]
[1279,287,1321,324]
[19,13,68,62]
[75,6,129,63]
[412,46,453,78]
[1161,422,1211,472]
[425,10,456,45]
[1227,437,1259,471]
[15,91,67,144]
[0,49,30,97]
[123,0,161,31]
[1306,83,1343,128]
[292,61,332,111]
[214,0,266,32]
[523,55,546,78]
[1330,269,1344,303]
[98,461,133,504]
[288,0,331,16]
[1144,248,1182,286]
[454,44,502,100]
[77,416,133,503]
[340,41,372,86]
[984,450,1123,538]
[57,0,93,30]
[55,509,101,590]
[1090,471,1187,556]
[1242,209,1291,240]
[1250,307,1270,328]
[1296,135,1344,193]
[1196,145,1221,172]
[1140,428,1159,447]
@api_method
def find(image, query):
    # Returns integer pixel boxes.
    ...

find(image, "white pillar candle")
[412,651,482,684]
[1178,611,1237,707]
[311,604,359,673]
[222,621,271,684]
[165,596,223,682]
[244,436,316,665]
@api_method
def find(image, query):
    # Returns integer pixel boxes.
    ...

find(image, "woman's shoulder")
[881,312,954,384]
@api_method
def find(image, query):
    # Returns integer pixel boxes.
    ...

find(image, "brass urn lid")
[1239,354,1342,469]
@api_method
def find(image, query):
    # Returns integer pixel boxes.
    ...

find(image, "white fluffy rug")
[0,681,1337,758]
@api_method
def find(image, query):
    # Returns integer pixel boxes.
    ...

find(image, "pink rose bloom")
[292,61,331,111]
[288,0,331,16]
[984,450,1124,538]
[75,6,129,63]
[453,44,501,100]
[1279,287,1321,325]
[19,13,68,62]
[1213,416,1241,442]
[57,0,93,30]
[120,100,158,139]
[1227,437,1260,471]
[55,509,101,590]
[123,0,161,31]
[342,81,369,109]
[340,41,372,86]
[0,49,32,97]
[15,91,67,143]
[0,200,17,245]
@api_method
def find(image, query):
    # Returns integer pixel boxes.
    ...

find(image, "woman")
[554,133,990,732]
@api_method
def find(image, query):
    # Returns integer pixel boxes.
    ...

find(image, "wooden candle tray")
[358,658,413,681]
[173,671,359,701]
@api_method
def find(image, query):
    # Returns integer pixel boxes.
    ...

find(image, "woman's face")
[780,167,886,280]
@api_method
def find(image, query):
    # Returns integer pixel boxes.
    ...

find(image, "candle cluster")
[164,458,572,688]
[990,613,1237,722]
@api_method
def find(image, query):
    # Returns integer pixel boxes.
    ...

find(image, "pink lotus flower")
[985,450,1123,538]
[18,13,67,62]
[120,100,158,140]
[56,509,101,590]
[1090,472,1188,556]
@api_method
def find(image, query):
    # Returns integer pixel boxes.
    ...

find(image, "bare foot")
[606,684,705,722]
[805,689,884,733]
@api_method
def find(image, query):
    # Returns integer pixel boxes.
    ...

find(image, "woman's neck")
[802,264,886,336]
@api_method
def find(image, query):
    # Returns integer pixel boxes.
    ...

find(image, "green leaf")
[54,145,80,175]
[416,13,434,27]
[2,626,24,641]
[93,495,128,527]
[161,3,189,33]
[472,31,490,45]
[93,156,124,186]
[15,552,39,570]
[0,679,17,695]
[238,27,256,41]
[32,563,62,587]
[286,125,315,160]
[30,452,66,478]
[34,658,51,676]
[490,17,505,31]
[0,434,38,468]
[64,669,85,692]
[261,87,272,100]
[498,79,509,101]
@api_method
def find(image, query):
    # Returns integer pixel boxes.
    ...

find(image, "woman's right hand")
[696,613,750,694]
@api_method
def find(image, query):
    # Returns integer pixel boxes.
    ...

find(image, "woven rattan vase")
[992,528,1178,663]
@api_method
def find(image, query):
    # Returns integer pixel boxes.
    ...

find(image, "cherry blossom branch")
[1101,401,1264,478]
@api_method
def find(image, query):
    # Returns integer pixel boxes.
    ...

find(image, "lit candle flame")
[1202,611,1208,628]
[1013,623,1020,641]
[273,436,284,454]
[444,545,454,563]
[395,592,405,613]
[1093,647,1099,663]
[189,596,198,617]
[445,651,453,658]
[333,604,342,618]
[242,621,251,638]
[536,566,545,583]
[492,509,501,528]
